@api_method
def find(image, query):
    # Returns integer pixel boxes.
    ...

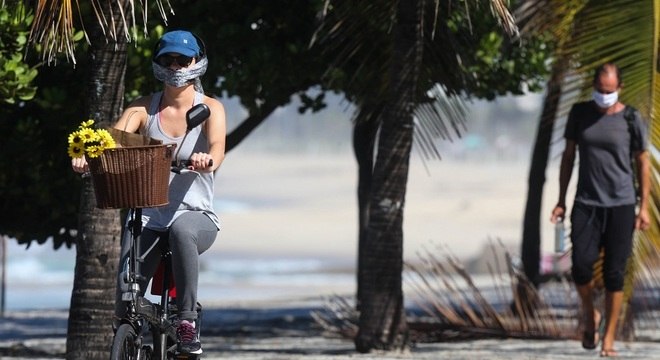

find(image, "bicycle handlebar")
[171,159,214,174]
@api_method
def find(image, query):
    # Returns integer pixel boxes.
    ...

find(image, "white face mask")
[592,90,618,108]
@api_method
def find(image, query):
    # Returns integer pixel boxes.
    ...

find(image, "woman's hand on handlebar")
[188,152,214,171]
[172,153,214,174]
[71,157,89,174]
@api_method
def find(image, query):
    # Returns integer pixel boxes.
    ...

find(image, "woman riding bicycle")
[72,29,226,355]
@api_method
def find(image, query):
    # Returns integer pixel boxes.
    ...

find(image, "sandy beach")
[211,151,564,261]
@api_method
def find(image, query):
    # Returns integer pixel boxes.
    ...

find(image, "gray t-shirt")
[565,101,647,207]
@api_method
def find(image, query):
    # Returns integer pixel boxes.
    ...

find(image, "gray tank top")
[140,91,220,230]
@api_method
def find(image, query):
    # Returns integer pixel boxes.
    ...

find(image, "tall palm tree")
[520,57,567,288]
[68,7,128,360]
[315,0,522,352]
[353,0,422,351]
[516,0,586,288]
[520,60,567,294]
[517,0,660,320]
[25,1,167,358]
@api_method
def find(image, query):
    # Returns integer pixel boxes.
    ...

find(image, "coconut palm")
[22,1,168,358]
[351,0,423,351]
[516,0,660,330]
[520,57,567,288]
[314,0,536,352]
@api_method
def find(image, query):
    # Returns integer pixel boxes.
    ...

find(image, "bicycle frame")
[118,207,178,359]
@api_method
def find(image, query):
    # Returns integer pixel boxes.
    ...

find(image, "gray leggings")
[116,211,217,321]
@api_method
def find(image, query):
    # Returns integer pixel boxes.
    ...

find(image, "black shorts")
[569,201,635,291]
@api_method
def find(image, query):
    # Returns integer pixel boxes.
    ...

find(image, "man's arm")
[635,150,651,230]
[551,139,577,223]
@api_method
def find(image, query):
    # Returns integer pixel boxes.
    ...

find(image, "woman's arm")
[189,96,226,172]
[113,96,151,133]
[71,97,150,173]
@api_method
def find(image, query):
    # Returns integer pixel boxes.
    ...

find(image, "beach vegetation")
[0,1,37,105]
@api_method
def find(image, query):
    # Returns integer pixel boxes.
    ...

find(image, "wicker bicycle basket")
[88,144,176,209]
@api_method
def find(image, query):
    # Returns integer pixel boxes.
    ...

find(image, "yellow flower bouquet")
[67,119,116,159]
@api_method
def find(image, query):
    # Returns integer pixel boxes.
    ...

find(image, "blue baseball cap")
[155,30,200,58]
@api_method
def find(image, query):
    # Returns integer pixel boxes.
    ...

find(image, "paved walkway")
[200,337,660,359]
[2,307,660,359]
[4,333,660,359]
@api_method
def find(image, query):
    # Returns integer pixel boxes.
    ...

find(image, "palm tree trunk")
[67,181,121,359]
[65,2,127,358]
[521,57,567,287]
[355,0,422,352]
[353,110,379,309]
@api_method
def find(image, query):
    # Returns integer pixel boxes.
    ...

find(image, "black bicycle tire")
[140,345,153,360]
[110,323,141,360]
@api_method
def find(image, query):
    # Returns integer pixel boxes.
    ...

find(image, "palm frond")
[30,0,78,64]
[24,0,172,64]
[488,0,519,37]
[313,241,578,341]
[520,1,589,35]
[314,0,522,161]
[413,85,468,160]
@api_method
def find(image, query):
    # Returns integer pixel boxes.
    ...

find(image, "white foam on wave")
[2,242,354,310]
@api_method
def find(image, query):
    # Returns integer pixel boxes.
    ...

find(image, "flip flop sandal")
[582,312,603,350]
[582,330,598,350]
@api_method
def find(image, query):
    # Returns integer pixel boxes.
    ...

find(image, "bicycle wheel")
[110,323,141,360]
[139,345,153,360]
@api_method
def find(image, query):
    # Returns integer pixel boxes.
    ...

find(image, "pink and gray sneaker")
[176,319,202,355]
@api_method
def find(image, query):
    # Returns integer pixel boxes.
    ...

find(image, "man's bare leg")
[600,290,623,355]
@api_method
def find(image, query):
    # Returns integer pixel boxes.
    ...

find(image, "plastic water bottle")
[554,220,565,253]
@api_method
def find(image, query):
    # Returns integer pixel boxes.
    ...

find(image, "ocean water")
[2,239,355,311]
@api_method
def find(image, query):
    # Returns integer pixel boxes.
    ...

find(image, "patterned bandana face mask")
[152,56,208,92]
